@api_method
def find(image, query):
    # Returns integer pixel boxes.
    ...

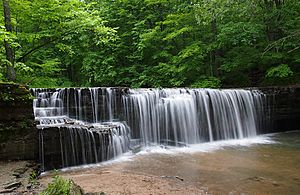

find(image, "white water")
[40,133,275,175]
[123,88,264,146]
[31,88,131,170]
[31,87,266,170]
[137,135,275,155]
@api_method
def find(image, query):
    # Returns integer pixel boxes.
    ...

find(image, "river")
[42,130,300,194]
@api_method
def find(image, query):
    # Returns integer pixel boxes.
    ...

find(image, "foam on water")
[41,151,134,175]
[136,134,276,155]
[32,87,268,171]
[40,133,276,175]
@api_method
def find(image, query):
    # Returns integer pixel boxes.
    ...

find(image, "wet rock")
[4,181,22,189]
[12,172,21,178]
[26,184,32,190]
[25,161,36,168]
[272,181,280,186]
[12,167,28,178]
[247,176,267,182]
[0,187,17,194]
[292,177,299,181]
[70,180,84,195]
[0,84,37,161]
[161,175,184,181]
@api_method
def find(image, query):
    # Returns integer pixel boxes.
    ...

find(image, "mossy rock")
[0,82,33,103]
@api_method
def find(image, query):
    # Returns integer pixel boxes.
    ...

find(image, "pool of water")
[51,131,300,194]
[111,131,300,194]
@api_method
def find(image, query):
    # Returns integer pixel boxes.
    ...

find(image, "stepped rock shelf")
[1,83,299,172]
[32,87,266,171]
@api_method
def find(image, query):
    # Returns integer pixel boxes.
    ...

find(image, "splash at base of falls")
[31,87,267,171]
[38,120,130,171]
[123,88,266,145]
[32,88,130,171]
[41,133,276,174]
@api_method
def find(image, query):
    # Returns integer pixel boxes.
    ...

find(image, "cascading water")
[31,87,265,171]
[123,88,264,145]
[32,88,130,171]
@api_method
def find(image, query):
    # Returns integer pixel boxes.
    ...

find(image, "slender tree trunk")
[2,0,16,81]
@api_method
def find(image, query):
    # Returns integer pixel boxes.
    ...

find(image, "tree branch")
[16,38,59,62]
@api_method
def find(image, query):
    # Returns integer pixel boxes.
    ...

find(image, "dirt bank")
[39,166,208,195]
[0,161,43,194]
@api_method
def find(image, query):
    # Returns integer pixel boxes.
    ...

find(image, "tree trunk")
[264,0,284,42]
[2,0,16,81]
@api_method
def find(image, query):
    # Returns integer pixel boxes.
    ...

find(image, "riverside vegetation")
[0,0,299,88]
[0,1,299,194]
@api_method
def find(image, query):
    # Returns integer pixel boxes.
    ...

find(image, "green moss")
[0,93,15,101]
[0,82,33,102]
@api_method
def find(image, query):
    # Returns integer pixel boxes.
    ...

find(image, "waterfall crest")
[32,88,130,171]
[123,88,264,146]
[32,87,265,170]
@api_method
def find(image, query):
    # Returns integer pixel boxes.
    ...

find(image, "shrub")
[190,76,221,88]
[266,64,293,79]
[41,175,71,195]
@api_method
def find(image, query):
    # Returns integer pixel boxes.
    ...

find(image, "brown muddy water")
[44,131,300,195]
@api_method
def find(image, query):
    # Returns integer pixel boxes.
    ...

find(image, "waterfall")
[31,88,130,171]
[31,87,265,170]
[122,88,264,145]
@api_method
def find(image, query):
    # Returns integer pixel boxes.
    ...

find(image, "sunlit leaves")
[0,0,118,86]
[1,0,299,87]
[190,76,221,88]
[266,64,293,78]
[217,22,264,47]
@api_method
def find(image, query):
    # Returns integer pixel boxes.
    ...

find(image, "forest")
[0,0,299,88]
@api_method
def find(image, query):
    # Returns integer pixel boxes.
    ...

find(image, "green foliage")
[28,171,38,185]
[0,72,3,80]
[0,83,33,102]
[41,175,71,195]
[266,64,294,79]
[190,77,221,89]
[0,93,14,101]
[0,0,299,87]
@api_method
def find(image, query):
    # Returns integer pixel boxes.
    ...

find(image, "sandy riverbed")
[2,131,300,195]
[38,131,300,195]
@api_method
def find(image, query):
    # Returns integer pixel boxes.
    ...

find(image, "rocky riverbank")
[38,167,208,195]
[0,161,42,194]
[0,83,37,160]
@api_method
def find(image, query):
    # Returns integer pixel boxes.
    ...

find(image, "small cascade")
[56,122,130,168]
[31,88,130,171]
[31,87,266,171]
[32,89,67,127]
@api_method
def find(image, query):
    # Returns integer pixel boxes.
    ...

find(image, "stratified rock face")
[0,83,37,160]
[260,86,300,133]
[1,84,299,166]
[32,88,131,171]
[39,123,131,171]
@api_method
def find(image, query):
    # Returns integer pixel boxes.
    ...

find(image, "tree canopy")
[1,0,299,88]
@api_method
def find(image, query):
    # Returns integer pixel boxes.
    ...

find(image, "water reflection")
[117,131,300,195]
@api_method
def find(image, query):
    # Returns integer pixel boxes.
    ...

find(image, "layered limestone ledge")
[39,123,129,171]
[1,84,299,162]
[258,85,300,133]
[0,83,38,160]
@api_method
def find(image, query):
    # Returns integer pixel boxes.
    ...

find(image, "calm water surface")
[114,131,300,195]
